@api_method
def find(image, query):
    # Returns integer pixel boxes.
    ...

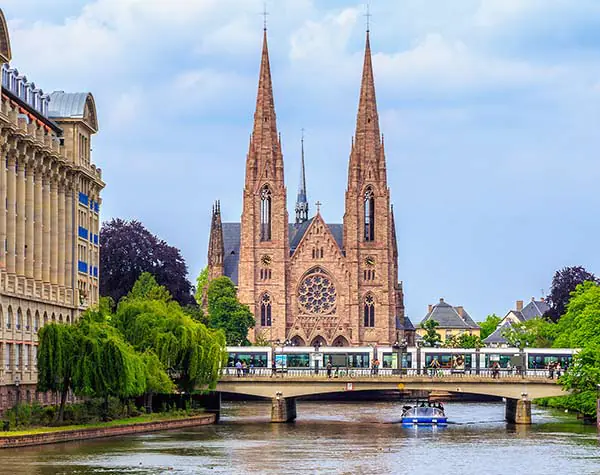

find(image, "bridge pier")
[505,397,531,425]
[202,392,221,422]
[271,395,297,423]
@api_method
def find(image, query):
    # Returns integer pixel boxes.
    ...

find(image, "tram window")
[485,355,516,368]
[382,353,412,368]
[527,354,572,369]
[323,354,347,367]
[348,353,370,368]
[286,354,310,368]
[228,352,268,367]
[425,353,472,369]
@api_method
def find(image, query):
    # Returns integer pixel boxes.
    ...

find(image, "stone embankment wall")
[0,414,216,449]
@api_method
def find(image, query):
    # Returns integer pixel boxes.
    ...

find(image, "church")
[207,27,414,347]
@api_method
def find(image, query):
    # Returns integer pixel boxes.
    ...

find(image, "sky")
[4,0,600,323]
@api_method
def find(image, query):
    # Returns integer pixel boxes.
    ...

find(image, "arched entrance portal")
[310,336,327,348]
[332,336,349,347]
[290,336,306,346]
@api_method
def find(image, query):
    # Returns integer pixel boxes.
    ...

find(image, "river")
[0,401,598,475]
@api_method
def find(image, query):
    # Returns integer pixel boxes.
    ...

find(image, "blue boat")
[401,403,448,425]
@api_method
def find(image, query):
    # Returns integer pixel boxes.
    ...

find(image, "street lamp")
[313,340,322,375]
[14,376,20,429]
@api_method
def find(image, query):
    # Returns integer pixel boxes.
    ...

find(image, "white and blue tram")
[224,346,577,375]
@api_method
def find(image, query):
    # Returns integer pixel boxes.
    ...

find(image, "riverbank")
[0,412,216,448]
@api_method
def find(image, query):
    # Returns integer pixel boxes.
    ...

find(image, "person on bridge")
[271,360,277,378]
[235,360,243,377]
[326,361,333,378]
[491,361,500,379]
[429,358,441,377]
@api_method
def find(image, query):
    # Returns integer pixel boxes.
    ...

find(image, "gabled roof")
[521,299,550,321]
[221,219,344,285]
[397,315,415,331]
[483,321,513,344]
[420,299,479,329]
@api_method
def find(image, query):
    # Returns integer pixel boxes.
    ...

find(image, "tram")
[224,345,578,375]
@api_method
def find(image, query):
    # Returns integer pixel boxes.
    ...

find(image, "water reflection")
[0,401,598,475]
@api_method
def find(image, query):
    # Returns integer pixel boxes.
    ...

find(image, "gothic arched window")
[260,293,272,327]
[364,186,375,242]
[260,185,272,241]
[363,294,375,327]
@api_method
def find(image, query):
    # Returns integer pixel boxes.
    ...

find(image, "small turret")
[208,200,224,280]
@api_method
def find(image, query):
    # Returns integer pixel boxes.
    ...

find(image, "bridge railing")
[221,367,559,379]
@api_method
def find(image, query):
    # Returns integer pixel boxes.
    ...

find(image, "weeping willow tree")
[37,323,79,422]
[115,273,227,393]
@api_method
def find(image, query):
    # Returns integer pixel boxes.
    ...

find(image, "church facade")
[207,29,414,347]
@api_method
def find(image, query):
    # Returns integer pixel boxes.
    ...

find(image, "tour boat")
[401,403,447,426]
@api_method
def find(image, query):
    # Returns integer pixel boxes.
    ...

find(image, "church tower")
[238,28,290,342]
[207,201,224,281]
[343,30,402,345]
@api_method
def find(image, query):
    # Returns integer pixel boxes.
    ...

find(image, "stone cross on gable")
[315,201,322,213]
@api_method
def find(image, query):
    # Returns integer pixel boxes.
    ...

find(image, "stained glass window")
[298,268,337,315]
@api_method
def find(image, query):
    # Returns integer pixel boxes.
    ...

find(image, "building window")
[364,186,375,242]
[364,269,376,281]
[260,293,272,326]
[260,185,272,241]
[260,269,272,280]
[7,307,12,329]
[363,294,375,327]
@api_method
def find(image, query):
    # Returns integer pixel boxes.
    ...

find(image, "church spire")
[208,200,224,280]
[246,28,284,186]
[348,30,384,188]
[295,131,309,224]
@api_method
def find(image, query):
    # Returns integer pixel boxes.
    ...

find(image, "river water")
[0,401,598,475]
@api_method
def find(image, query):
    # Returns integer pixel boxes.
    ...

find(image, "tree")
[557,345,600,417]
[115,274,227,393]
[207,276,255,345]
[545,266,598,322]
[420,319,441,347]
[194,266,209,306]
[100,219,194,306]
[478,314,502,340]
[444,333,483,349]
[500,318,555,349]
[37,323,79,422]
[553,281,600,348]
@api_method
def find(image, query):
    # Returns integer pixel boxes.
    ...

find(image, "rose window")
[298,268,337,315]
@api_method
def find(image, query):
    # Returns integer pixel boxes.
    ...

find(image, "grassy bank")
[535,393,597,419]
[0,410,205,437]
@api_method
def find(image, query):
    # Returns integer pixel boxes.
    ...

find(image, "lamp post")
[14,376,20,428]
[313,341,322,375]
[399,338,408,377]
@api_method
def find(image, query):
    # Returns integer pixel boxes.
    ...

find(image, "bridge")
[215,371,566,424]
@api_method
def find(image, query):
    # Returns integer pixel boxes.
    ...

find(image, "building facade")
[207,28,413,347]
[0,9,104,410]
[484,298,549,347]
[417,298,480,343]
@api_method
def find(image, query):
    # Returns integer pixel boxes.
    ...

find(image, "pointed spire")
[208,200,224,280]
[355,30,381,152]
[347,29,385,189]
[295,130,309,224]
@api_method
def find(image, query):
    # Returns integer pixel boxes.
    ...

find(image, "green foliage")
[420,319,441,347]
[37,323,78,395]
[553,281,600,348]
[253,329,272,346]
[443,333,483,349]
[207,276,255,345]
[500,318,555,349]
[478,314,501,340]
[127,272,172,302]
[115,273,226,393]
[183,304,208,326]
[194,266,209,305]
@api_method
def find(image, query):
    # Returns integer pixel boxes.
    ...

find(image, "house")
[417,298,480,342]
[484,298,550,347]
